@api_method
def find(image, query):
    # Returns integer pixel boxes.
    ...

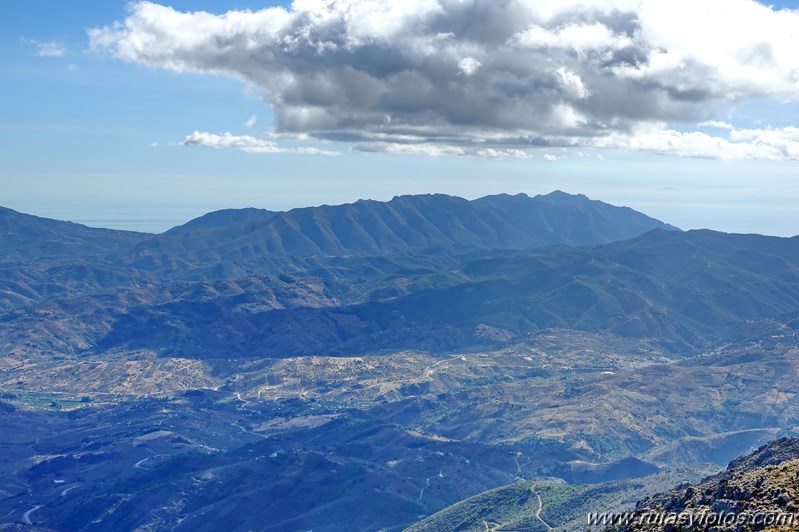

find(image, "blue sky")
[2,1,799,235]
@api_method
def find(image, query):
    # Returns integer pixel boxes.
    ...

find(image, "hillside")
[80,229,799,358]
[123,191,677,279]
[0,191,690,354]
[0,206,152,310]
[0,192,674,311]
[407,439,799,531]
[0,206,149,262]
[406,467,717,532]
[2,194,799,531]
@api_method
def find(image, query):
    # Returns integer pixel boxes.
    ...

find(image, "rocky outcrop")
[608,438,799,531]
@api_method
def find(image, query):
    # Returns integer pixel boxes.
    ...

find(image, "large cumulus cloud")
[90,0,799,159]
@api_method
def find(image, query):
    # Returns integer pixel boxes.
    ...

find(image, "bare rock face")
[727,438,799,472]
[607,438,799,532]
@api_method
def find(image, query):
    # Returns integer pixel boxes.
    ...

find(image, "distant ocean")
[10,203,222,234]
[71,216,187,234]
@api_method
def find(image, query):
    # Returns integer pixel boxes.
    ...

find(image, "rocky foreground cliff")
[607,438,799,531]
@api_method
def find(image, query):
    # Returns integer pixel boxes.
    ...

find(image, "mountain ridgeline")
[128,191,677,278]
[94,228,799,357]
[3,191,799,359]
[0,191,666,302]
[160,191,676,252]
[0,192,673,310]
[0,205,148,262]
[3,192,799,532]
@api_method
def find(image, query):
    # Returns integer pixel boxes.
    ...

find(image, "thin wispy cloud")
[183,131,341,156]
[39,42,66,57]
[23,38,67,57]
[90,0,799,160]
[593,124,799,160]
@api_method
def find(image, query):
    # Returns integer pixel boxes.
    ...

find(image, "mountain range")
[3,194,799,359]
[2,191,799,531]
[0,191,673,311]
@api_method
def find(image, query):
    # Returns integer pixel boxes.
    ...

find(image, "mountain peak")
[541,189,585,199]
[165,207,275,235]
[127,192,676,270]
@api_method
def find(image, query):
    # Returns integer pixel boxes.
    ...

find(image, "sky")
[2,0,799,235]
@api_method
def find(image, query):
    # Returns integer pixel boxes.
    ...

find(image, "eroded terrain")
[2,330,798,530]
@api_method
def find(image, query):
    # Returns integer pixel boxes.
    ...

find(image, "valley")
[2,329,798,529]
[7,0,799,528]
[2,192,799,530]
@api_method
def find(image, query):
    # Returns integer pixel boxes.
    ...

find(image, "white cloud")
[457,57,481,76]
[474,148,532,159]
[593,124,799,161]
[357,142,467,157]
[183,131,340,156]
[357,143,536,158]
[698,121,735,130]
[244,115,257,129]
[555,68,590,99]
[90,1,799,160]
[514,21,634,54]
[23,38,67,57]
[37,41,66,57]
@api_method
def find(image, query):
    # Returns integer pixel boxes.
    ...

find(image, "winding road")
[61,485,79,496]
[530,484,553,530]
[231,421,269,440]
[416,477,431,504]
[234,393,259,414]
[22,505,43,526]
[134,457,151,470]
[416,469,444,505]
